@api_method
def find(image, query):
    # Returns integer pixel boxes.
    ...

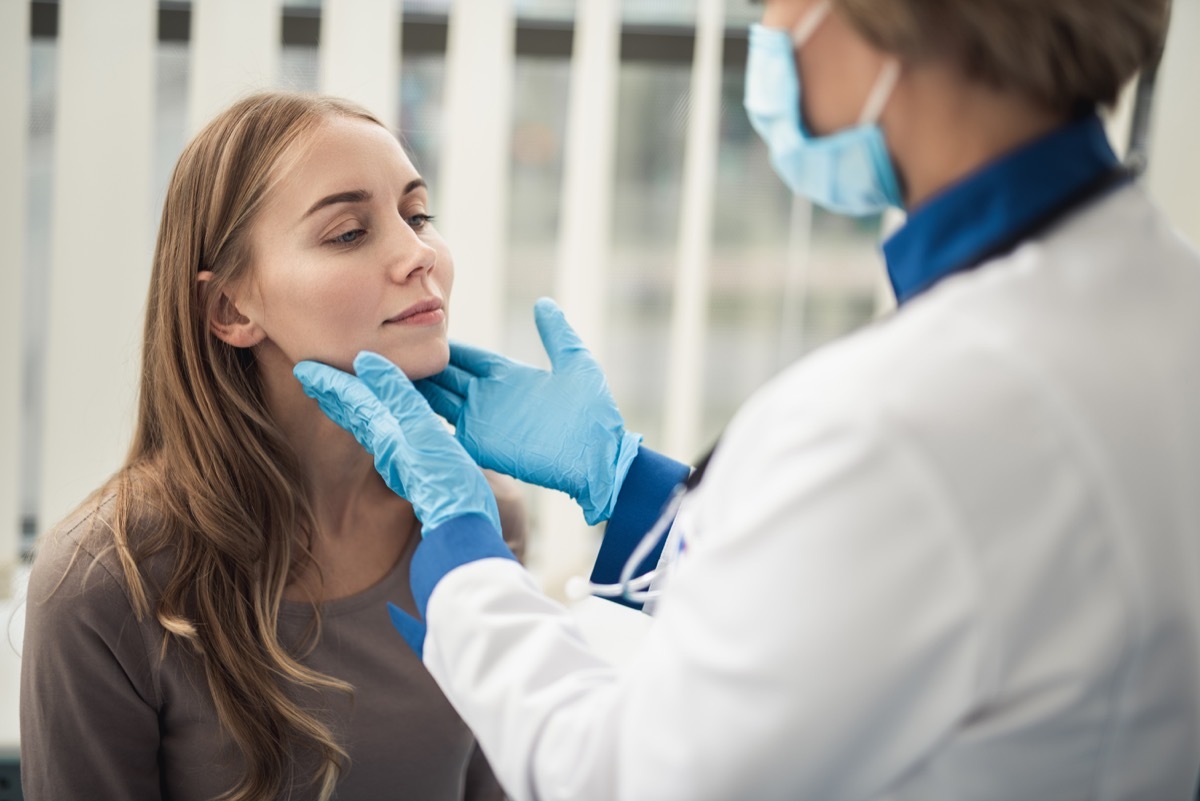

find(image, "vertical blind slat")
[534,0,624,594]
[319,0,401,128]
[1147,1,1200,245]
[554,0,620,352]
[39,0,156,530]
[663,0,724,461]
[778,196,814,361]
[437,0,516,349]
[188,0,281,134]
[0,0,30,570]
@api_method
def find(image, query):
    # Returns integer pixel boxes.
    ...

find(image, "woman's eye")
[328,228,366,246]
[407,213,436,231]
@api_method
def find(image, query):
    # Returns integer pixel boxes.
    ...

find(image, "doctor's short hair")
[832,0,1171,111]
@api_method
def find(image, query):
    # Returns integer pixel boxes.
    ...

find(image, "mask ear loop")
[791,0,832,47]
[791,1,899,128]
[859,59,901,126]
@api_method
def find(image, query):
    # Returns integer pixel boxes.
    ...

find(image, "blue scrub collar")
[882,114,1123,306]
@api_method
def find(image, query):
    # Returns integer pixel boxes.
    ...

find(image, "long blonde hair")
[104,91,383,801]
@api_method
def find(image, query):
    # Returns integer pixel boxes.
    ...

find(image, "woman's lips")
[386,299,445,326]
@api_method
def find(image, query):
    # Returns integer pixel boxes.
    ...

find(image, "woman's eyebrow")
[303,189,372,219]
[302,179,425,220]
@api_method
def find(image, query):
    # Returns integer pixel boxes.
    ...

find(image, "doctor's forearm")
[422,558,651,801]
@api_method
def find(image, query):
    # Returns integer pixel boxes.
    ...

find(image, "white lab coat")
[420,182,1200,799]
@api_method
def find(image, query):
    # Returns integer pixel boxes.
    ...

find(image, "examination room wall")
[1,0,1198,761]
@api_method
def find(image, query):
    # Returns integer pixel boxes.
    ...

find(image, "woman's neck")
[256,345,417,601]
[263,358,378,517]
[885,63,1070,210]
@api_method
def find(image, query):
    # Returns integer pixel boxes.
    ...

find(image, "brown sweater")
[20,481,527,801]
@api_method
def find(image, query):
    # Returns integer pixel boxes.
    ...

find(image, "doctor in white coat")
[296,0,1200,797]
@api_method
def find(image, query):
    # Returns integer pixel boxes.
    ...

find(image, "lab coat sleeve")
[590,448,691,611]
[411,396,982,801]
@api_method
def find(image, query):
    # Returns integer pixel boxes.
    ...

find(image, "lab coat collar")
[883,114,1122,305]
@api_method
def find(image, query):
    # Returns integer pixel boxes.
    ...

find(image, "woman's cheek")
[437,238,454,286]
[435,250,455,303]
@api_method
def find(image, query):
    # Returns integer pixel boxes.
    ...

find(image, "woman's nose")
[386,218,437,283]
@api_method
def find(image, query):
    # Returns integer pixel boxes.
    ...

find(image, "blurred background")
[0,0,1198,774]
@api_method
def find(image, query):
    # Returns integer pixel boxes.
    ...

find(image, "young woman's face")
[237,116,453,379]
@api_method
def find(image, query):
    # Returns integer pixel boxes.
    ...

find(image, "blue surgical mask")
[744,2,904,216]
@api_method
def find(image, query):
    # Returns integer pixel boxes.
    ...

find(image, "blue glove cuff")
[388,603,428,660]
[582,431,642,526]
[411,512,519,619]
[592,447,690,608]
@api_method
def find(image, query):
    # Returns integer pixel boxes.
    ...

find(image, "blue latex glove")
[415,297,641,525]
[293,351,501,535]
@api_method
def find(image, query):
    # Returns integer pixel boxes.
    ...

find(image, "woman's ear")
[197,270,267,348]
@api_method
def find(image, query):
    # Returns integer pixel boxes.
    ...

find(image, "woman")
[20,91,525,801]
[299,0,1200,799]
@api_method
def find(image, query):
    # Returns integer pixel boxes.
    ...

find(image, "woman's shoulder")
[26,483,170,614]
[29,493,121,600]
[22,485,168,725]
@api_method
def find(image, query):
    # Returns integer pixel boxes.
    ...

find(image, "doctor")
[296,0,1200,798]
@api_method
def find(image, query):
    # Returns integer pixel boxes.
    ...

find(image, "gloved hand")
[415,297,641,525]
[293,351,502,535]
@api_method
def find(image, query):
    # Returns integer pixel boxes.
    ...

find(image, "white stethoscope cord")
[565,485,687,604]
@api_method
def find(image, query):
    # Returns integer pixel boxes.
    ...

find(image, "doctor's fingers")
[353,352,444,431]
[293,360,395,449]
[447,341,515,377]
[414,379,464,424]
[533,297,593,374]
[423,362,475,398]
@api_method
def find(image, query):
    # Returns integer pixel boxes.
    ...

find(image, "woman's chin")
[375,340,450,381]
